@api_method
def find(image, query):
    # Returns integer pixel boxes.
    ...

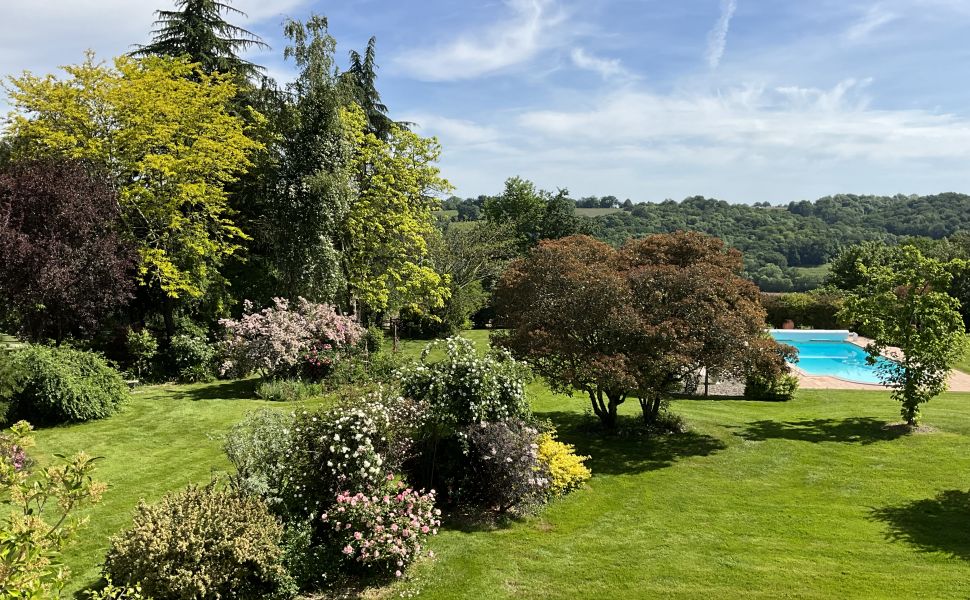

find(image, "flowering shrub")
[322,476,440,577]
[536,432,591,496]
[1,421,105,598]
[219,297,364,379]
[226,392,423,525]
[400,336,531,435]
[462,419,549,513]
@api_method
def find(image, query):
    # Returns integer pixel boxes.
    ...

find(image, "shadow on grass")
[538,411,727,476]
[155,378,260,402]
[733,417,908,445]
[871,490,970,561]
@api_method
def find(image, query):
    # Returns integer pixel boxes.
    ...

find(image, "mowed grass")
[32,331,970,598]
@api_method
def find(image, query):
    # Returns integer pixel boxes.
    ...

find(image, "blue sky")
[3,0,970,203]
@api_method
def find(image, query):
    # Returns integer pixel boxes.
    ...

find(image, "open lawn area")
[36,333,970,598]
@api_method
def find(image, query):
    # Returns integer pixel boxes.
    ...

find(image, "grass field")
[33,330,970,598]
[575,207,623,217]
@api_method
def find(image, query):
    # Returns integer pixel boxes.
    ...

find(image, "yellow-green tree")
[339,104,452,319]
[4,53,262,304]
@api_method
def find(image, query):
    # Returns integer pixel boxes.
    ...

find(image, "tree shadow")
[159,378,260,401]
[537,411,727,476]
[733,417,909,445]
[870,490,970,561]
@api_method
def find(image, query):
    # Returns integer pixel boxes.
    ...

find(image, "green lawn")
[33,333,970,598]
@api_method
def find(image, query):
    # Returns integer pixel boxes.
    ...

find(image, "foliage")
[494,232,769,427]
[761,289,845,329]
[224,409,295,508]
[169,333,216,383]
[839,247,968,426]
[0,420,105,598]
[462,419,549,513]
[125,329,158,381]
[363,325,385,354]
[0,158,135,342]
[343,36,395,140]
[227,392,422,523]
[399,222,517,337]
[5,53,262,301]
[744,373,800,402]
[536,432,591,496]
[228,15,352,305]
[483,176,547,251]
[104,482,293,600]
[7,345,130,424]
[255,378,326,403]
[321,477,440,577]
[339,104,452,317]
[399,337,531,436]
[219,297,364,379]
[131,0,268,80]
[84,578,150,600]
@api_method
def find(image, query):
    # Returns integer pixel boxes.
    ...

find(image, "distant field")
[790,264,831,278]
[435,209,459,218]
[576,207,623,217]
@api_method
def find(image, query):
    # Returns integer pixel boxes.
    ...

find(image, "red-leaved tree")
[0,159,136,342]
[494,232,775,428]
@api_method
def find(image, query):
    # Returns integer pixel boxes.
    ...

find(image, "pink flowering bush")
[219,297,364,379]
[321,476,440,577]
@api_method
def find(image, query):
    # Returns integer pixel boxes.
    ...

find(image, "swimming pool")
[768,330,894,384]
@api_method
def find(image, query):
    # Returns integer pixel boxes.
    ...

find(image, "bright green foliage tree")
[131,0,268,80]
[839,247,968,426]
[484,176,547,251]
[340,104,452,319]
[5,54,262,303]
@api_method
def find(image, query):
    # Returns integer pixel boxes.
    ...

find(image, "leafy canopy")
[4,54,263,300]
[839,247,968,426]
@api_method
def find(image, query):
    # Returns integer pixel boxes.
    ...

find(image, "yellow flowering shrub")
[537,432,591,495]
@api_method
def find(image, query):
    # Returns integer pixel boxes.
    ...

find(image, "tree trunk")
[638,394,663,424]
[587,388,623,429]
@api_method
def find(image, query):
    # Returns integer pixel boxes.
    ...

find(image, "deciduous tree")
[494,232,773,427]
[0,159,136,342]
[839,247,968,426]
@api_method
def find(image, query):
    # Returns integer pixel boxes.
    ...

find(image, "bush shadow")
[733,417,908,445]
[870,490,970,561]
[537,410,727,476]
[158,378,260,402]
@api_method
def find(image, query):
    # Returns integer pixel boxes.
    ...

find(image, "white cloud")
[705,0,737,69]
[393,0,564,81]
[570,48,632,80]
[845,6,897,42]
[404,113,503,146]
[517,79,970,162]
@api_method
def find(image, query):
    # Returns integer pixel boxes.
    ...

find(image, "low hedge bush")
[537,432,591,496]
[104,483,294,600]
[6,345,129,424]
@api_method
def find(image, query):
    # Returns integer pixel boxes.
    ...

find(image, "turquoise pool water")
[768,330,893,384]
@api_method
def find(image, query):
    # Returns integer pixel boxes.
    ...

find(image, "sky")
[2,0,970,204]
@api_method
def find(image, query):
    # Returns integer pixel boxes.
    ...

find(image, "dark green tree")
[132,0,268,80]
[343,37,395,140]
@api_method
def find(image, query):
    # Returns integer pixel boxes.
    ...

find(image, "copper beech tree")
[493,232,778,428]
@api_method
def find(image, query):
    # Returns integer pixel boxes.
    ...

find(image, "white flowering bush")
[219,297,364,379]
[400,336,531,435]
[322,475,440,578]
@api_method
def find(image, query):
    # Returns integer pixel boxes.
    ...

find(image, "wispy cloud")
[393,0,564,81]
[845,5,897,42]
[705,0,738,69]
[570,48,633,80]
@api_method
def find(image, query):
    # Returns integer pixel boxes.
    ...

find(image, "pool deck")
[790,334,970,392]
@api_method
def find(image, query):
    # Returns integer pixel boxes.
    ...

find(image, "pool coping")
[779,331,970,392]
